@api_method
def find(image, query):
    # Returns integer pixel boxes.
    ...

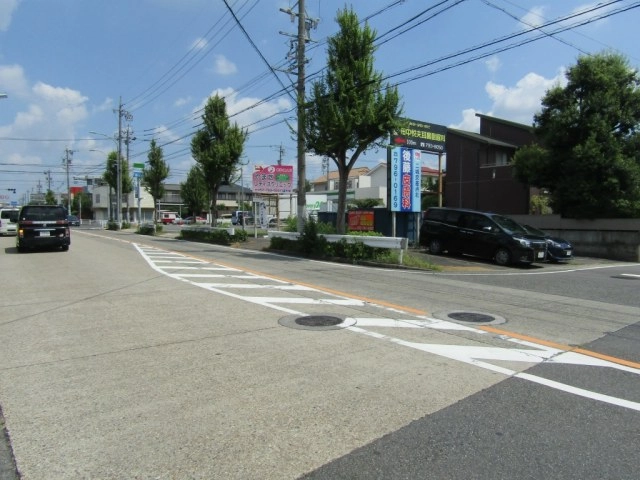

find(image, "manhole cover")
[434,310,506,325]
[278,314,356,331]
[295,315,343,327]
[448,312,495,323]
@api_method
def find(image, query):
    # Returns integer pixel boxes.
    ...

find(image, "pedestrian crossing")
[134,243,640,411]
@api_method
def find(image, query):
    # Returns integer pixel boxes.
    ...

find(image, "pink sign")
[252,165,294,193]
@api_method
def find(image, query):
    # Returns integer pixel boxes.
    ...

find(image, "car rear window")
[20,206,67,221]
[1,210,19,222]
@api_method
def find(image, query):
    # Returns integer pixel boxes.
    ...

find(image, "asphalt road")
[1,229,638,479]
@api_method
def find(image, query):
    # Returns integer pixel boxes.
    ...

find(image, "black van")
[16,205,70,252]
[420,207,547,266]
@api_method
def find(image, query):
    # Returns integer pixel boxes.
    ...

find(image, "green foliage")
[268,236,300,252]
[143,139,170,218]
[298,218,328,256]
[529,194,552,215]
[179,226,247,246]
[180,166,208,218]
[137,223,156,235]
[351,198,382,208]
[304,7,403,233]
[45,189,57,205]
[515,52,640,218]
[106,220,120,230]
[191,95,248,224]
[284,216,298,232]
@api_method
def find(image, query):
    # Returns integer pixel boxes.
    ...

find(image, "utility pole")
[44,170,52,191]
[280,0,318,232]
[115,97,133,228]
[124,125,136,222]
[63,148,74,213]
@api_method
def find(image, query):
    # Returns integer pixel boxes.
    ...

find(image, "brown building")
[444,114,536,214]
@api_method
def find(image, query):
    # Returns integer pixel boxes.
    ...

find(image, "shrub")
[179,226,247,246]
[138,223,156,235]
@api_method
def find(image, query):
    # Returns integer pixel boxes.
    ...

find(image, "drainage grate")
[447,312,496,323]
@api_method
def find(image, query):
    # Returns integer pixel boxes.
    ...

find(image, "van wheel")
[495,248,511,266]
[428,238,444,255]
[61,245,69,251]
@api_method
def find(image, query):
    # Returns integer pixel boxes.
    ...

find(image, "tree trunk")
[336,164,349,234]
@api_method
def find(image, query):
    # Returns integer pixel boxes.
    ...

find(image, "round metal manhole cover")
[278,314,356,331]
[434,310,507,326]
[447,312,495,323]
[295,315,343,327]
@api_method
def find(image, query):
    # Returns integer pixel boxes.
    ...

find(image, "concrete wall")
[511,214,640,262]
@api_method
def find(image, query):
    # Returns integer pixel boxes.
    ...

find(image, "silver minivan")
[0,208,20,236]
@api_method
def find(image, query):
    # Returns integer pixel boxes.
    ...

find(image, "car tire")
[428,238,444,255]
[495,247,511,266]
[61,245,69,251]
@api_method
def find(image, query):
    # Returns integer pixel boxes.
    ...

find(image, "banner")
[389,147,421,212]
[252,165,294,194]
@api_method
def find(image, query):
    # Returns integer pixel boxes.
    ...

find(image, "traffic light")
[7,188,16,193]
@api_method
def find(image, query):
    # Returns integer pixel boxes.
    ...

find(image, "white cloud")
[485,70,566,124]
[485,55,501,73]
[520,6,545,29]
[191,37,208,50]
[449,108,482,132]
[174,96,192,107]
[196,87,293,133]
[0,0,20,32]
[0,64,29,97]
[213,54,237,75]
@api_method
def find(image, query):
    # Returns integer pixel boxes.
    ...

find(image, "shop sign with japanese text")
[252,165,294,194]
[389,147,421,212]
[391,118,447,153]
[348,210,374,231]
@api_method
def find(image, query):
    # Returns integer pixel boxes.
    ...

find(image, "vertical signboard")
[389,147,421,212]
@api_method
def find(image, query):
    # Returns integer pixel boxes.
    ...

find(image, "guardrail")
[267,230,409,264]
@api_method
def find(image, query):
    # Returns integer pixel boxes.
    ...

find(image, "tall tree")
[191,94,247,225]
[142,139,170,224]
[304,7,403,233]
[514,52,640,218]
[45,189,57,205]
[180,165,208,218]
[103,151,119,220]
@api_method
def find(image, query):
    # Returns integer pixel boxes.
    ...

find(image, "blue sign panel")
[390,147,422,212]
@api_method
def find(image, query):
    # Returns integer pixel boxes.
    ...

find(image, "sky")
[1,0,639,205]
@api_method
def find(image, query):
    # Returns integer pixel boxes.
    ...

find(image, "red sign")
[252,165,294,193]
[348,210,374,232]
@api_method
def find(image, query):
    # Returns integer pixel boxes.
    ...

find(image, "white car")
[0,208,20,236]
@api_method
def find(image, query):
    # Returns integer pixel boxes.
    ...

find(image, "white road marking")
[134,243,640,411]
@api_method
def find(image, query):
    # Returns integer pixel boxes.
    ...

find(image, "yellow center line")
[479,325,640,370]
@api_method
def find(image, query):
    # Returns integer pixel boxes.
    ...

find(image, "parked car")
[522,224,573,262]
[420,207,547,266]
[67,215,80,226]
[16,205,70,252]
[0,207,20,236]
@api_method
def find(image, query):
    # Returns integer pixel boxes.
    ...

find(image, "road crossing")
[135,243,640,412]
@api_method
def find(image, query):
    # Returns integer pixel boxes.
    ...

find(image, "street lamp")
[90,131,121,226]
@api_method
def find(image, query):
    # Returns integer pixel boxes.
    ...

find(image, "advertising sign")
[348,210,374,231]
[252,165,294,194]
[389,147,421,213]
[391,118,447,153]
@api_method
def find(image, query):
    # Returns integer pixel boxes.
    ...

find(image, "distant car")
[0,207,20,236]
[16,205,70,252]
[522,225,573,262]
[67,215,80,226]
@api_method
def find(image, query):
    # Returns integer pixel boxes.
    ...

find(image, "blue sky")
[1,0,639,204]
